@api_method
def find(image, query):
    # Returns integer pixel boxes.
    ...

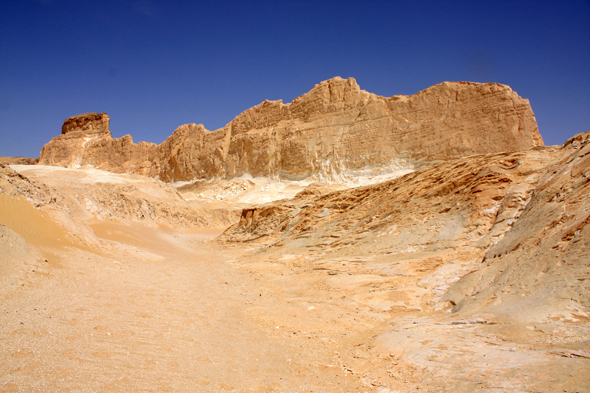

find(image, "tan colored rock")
[39,112,157,175]
[208,77,543,180]
[83,134,158,176]
[223,147,555,252]
[0,157,38,165]
[39,78,543,181]
[61,112,110,136]
[39,112,113,168]
[155,123,228,182]
[3,164,240,239]
[444,131,590,323]
[0,163,54,205]
[219,133,589,392]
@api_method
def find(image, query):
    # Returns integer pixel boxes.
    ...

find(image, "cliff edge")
[39,77,543,182]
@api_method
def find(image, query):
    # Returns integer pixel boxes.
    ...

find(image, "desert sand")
[1,165,373,392]
[2,135,589,392]
[1,79,588,392]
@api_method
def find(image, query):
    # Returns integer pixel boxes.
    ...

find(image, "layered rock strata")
[219,133,589,391]
[222,133,589,323]
[39,77,543,182]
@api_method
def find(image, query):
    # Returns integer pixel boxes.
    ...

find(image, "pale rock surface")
[444,131,590,323]
[220,133,589,392]
[38,78,543,182]
[0,163,54,205]
[8,165,239,231]
[1,164,240,253]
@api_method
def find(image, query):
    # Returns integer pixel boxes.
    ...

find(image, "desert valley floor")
[1,132,589,392]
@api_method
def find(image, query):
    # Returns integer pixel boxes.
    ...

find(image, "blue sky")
[1,0,589,157]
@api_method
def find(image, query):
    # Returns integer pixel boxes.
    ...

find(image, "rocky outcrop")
[221,133,588,320]
[218,133,589,391]
[154,123,228,181]
[222,147,556,251]
[443,131,590,322]
[0,163,55,206]
[61,112,110,136]
[0,157,39,165]
[39,112,157,175]
[81,134,158,176]
[39,112,113,168]
[215,78,542,181]
[39,77,543,181]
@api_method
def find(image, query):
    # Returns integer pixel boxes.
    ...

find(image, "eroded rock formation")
[39,77,543,182]
[219,132,589,391]
[443,132,590,322]
[0,157,39,165]
[39,112,157,176]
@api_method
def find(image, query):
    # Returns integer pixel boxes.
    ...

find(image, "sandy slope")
[0,165,376,392]
[219,135,590,392]
[0,202,370,391]
[1,133,589,393]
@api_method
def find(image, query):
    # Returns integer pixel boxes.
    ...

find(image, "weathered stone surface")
[0,157,38,165]
[223,147,555,251]
[39,112,158,174]
[218,132,589,391]
[39,112,114,168]
[0,163,54,205]
[39,77,543,181]
[61,112,110,136]
[154,123,228,182]
[443,131,590,323]
[218,78,542,181]
[83,134,158,176]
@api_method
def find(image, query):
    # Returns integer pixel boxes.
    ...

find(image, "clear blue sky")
[1,0,589,157]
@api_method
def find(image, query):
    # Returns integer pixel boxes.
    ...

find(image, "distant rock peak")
[39,78,543,182]
[61,112,111,136]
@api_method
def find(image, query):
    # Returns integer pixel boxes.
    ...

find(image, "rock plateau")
[39,77,542,182]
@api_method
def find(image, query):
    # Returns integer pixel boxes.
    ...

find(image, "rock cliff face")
[39,112,113,168]
[39,112,157,176]
[39,77,543,182]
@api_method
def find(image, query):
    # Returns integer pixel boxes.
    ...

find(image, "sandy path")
[0,212,370,392]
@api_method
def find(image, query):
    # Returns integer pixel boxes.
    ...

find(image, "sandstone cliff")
[39,112,158,176]
[39,77,543,182]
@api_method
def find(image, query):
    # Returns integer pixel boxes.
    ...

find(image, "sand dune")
[0,194,76,250]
